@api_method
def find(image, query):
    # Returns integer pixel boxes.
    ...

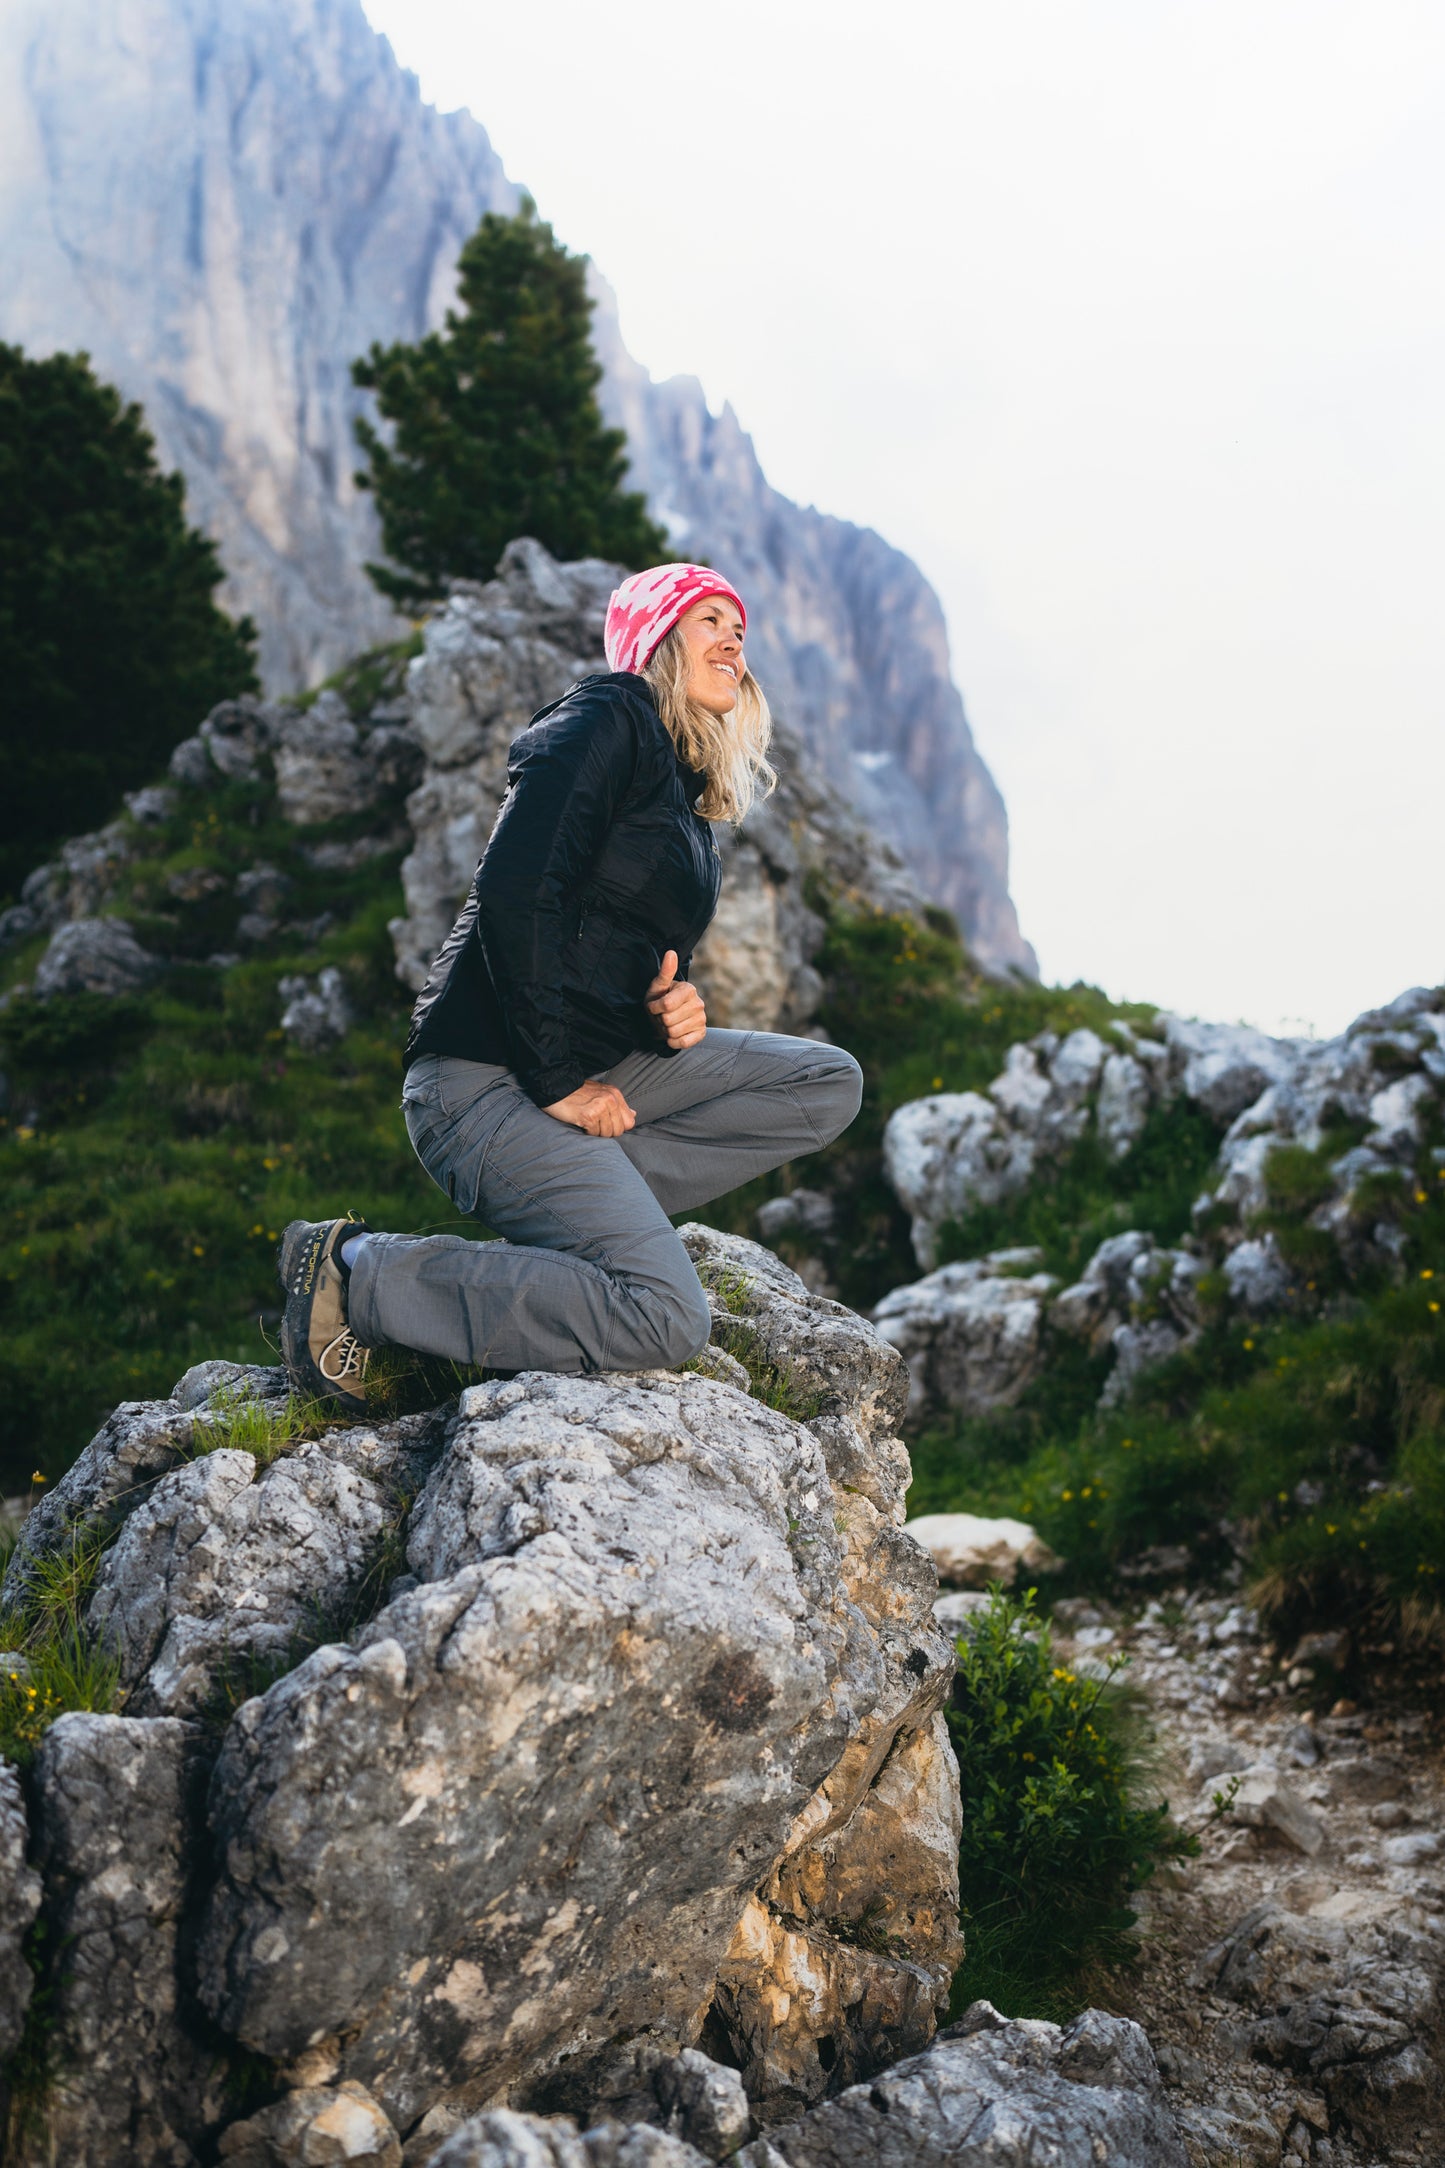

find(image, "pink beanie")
[604,563,746,676]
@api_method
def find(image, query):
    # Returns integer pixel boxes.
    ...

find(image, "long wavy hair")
[641,622,776,823]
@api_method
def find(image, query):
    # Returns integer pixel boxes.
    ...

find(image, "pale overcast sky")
[361,0,1445,1037]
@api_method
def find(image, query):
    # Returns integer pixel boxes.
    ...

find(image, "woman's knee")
[807,1045,863,1143]
[608,1272,712,1371]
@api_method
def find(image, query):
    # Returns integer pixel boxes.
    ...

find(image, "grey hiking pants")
[348,1029,863,1374]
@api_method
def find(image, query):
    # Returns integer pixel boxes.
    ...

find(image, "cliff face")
[0,0,1034,972]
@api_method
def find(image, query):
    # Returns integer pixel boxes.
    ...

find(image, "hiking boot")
[278,1216,373,1411]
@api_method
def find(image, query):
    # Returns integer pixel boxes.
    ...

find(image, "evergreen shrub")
[946,1588,1191,2017]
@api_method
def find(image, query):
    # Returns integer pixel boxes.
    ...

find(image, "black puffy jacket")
[404,673,722,1106]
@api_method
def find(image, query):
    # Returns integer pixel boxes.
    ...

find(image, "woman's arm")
[472,686,638,1108]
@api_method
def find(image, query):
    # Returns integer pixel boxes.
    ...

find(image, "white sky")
[361,0,1445,1036]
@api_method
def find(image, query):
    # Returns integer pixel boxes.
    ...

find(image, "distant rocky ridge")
[0,0,1032,971]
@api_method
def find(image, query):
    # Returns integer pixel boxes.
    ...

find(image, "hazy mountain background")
[0,0,1033,972]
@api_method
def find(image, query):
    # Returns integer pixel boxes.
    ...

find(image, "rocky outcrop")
[417,2005,1184,2168]
[872,1252,1059,1420]
[877,985,1445,1416]
[392,541,929,1033]
[0,1231,985,2163]
[0,0,1031,971]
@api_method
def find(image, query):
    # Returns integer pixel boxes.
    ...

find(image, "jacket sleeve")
[472,689,639,1107]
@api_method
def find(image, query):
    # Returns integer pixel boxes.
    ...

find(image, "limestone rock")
[1191,1899,1443,2148]
[1051,1231,1198,1352]
[0,1758,41,2063]
[1159,1016,1299,1124]
[731,2002,1187,2166]
[1221,1233,1293,1314]
[872,1255,1057,1419]
[904,1513,1061,1590]
[32,914,160,998]
[272,692,415,824]
[755,1191,835,1246]
[651,2049,752,2161]
[172,1359,290,1412]
[2,1396,198,1609]
[1217,1769,1326,1856]
[199,1360,958,2134]
[87,1438,397,1716]
[218,2080,402,2167]
[279,965,354,1050]
[429,2112,708,2168]
[1096,1048,1154,1160]
[17,1712,227,2166]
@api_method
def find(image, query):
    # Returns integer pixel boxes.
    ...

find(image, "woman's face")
[676,595,746,716]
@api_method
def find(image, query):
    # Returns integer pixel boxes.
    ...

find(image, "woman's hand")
[645,950,707,1051]
[543,1081,637,1136]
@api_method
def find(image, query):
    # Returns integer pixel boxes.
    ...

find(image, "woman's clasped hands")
[544,950,706,1135]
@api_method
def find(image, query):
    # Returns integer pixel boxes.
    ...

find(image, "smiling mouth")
[712,662,737,679]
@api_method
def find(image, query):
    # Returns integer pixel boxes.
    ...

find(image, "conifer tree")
[352,200,666,603]
[0,344,258,902]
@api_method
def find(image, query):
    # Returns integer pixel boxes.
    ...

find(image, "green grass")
[0,1523,124,1765]
[945,1589,1192,2018]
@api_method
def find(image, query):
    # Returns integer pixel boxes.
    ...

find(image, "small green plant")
[0,1524,124,1765]
[695,1263,753,1318]
[189,1386,333,1466]
[946,1588,1191,2019]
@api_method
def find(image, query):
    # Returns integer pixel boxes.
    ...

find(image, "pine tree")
[352,200,666,604]
[0,345,258,903]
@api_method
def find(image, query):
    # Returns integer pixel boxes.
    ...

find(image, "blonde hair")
[641,622,776,823]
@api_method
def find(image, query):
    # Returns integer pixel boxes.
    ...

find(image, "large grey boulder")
[86,1436,399,1716]
[4,1232,973,2159]
[16,1712,228,2167]
[731,2002,1187,2166]
[198,1356,957,2135]
[872,1253,1057,1419]
[32,914,160,998]
[0,1758,41,2063]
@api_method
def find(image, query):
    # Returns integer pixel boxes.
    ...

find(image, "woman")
[278,563,863,1410]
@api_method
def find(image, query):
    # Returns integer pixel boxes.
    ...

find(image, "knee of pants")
[810,1046,864,1143]
[611,1274,712,1371]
